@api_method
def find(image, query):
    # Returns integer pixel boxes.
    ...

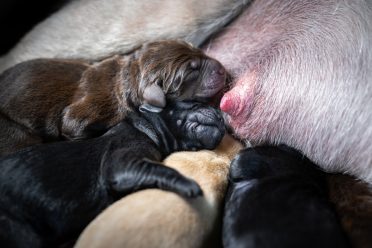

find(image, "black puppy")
[0,101,225,248]
[223,145,350,248]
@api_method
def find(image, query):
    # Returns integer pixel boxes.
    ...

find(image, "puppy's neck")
[116,54,143,110]
[80,55,142,114]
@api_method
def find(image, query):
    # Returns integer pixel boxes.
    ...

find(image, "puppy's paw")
[229,146,322,182]
[183,106,225,149]
[166,102,225,150]
[108,159,203,198]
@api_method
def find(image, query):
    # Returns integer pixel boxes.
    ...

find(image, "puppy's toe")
[195,124,225,150]
[176,178,203,198]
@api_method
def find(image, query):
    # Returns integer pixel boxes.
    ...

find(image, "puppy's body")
[0,40,226,156]
[0,0,250,72]
[75,135,243,248]
[0,101,225,248]
[223,146,350,248]
[0,57,123,145]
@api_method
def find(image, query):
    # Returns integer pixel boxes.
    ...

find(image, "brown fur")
[0,40,226,156]
[74,135,243,248]
[328,174,372,248]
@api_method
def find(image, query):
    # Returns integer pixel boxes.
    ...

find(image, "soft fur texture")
[203,0,372,183]
[1,0,370,183]
[223,145,350,248]
[328,174,372,248]
[0,0,250,72]
[74,135,243,248]
[0,40,226,156]
[0,101,225,248]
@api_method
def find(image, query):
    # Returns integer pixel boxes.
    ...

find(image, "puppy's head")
[229,145,324,183]
[135,40,227,112]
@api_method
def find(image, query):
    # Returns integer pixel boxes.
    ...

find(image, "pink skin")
[201,1,274,140]
[220,72,256,119]
[218,70,263,141]
[201,0,372,184]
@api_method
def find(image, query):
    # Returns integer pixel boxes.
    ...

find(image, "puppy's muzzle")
[199,60,227,98]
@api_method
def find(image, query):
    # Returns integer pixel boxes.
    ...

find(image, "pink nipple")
[220,92,238,116]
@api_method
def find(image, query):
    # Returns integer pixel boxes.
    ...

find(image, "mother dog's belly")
[0,0,249,73]
[203,0,372,183]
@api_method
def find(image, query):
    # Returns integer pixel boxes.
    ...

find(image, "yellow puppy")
[75,135,243,248]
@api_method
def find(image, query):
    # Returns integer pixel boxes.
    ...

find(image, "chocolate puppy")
[223,145,350,248]
[0,101,225,248]
[0,40,226,156]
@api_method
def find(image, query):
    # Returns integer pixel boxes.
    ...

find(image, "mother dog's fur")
[75,135,243,248]
[204,0,372,183]
[0,0,250,72]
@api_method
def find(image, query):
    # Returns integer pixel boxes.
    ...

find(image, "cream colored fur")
[74,135,243,248]
[0,0,250,72]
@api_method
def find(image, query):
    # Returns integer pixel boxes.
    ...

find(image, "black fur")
[0,101,225,248]
[223,145,350,248]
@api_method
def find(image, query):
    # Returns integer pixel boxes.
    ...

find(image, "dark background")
[0,0,70,55]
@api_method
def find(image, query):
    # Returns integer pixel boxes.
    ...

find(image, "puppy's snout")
[209,60,226,76]
[197,58,227,100]
[216,64,225,76]
[218,67,225,75]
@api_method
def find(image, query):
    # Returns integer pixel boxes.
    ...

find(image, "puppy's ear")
[140,83,166,113]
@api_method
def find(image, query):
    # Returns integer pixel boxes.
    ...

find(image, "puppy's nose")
[210,60,226,76]
[217,66,225,75]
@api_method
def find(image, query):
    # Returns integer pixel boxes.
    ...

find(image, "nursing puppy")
[2,0,371,183]
[0,0,250,72]
[223,145,350,248]
[75,135,243,248]
[0,101,225,248]
[0,40,226,156]
[204,0,372,183]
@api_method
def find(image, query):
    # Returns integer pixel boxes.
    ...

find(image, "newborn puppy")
[223,145,350,248]
[75,135,243,248]
[0,40,226,156]
[0,101,225,248]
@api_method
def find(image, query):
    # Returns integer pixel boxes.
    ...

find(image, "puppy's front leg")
[61,102,116,140]
[103,101,225,198]
[102,147,202,198]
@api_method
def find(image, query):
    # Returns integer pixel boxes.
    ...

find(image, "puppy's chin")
[196,82,226,106]
[207,90,224,107]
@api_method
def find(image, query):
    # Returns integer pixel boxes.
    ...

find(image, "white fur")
[0,0,250,72]
[203,0,372,183]
[74,135,243,248]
